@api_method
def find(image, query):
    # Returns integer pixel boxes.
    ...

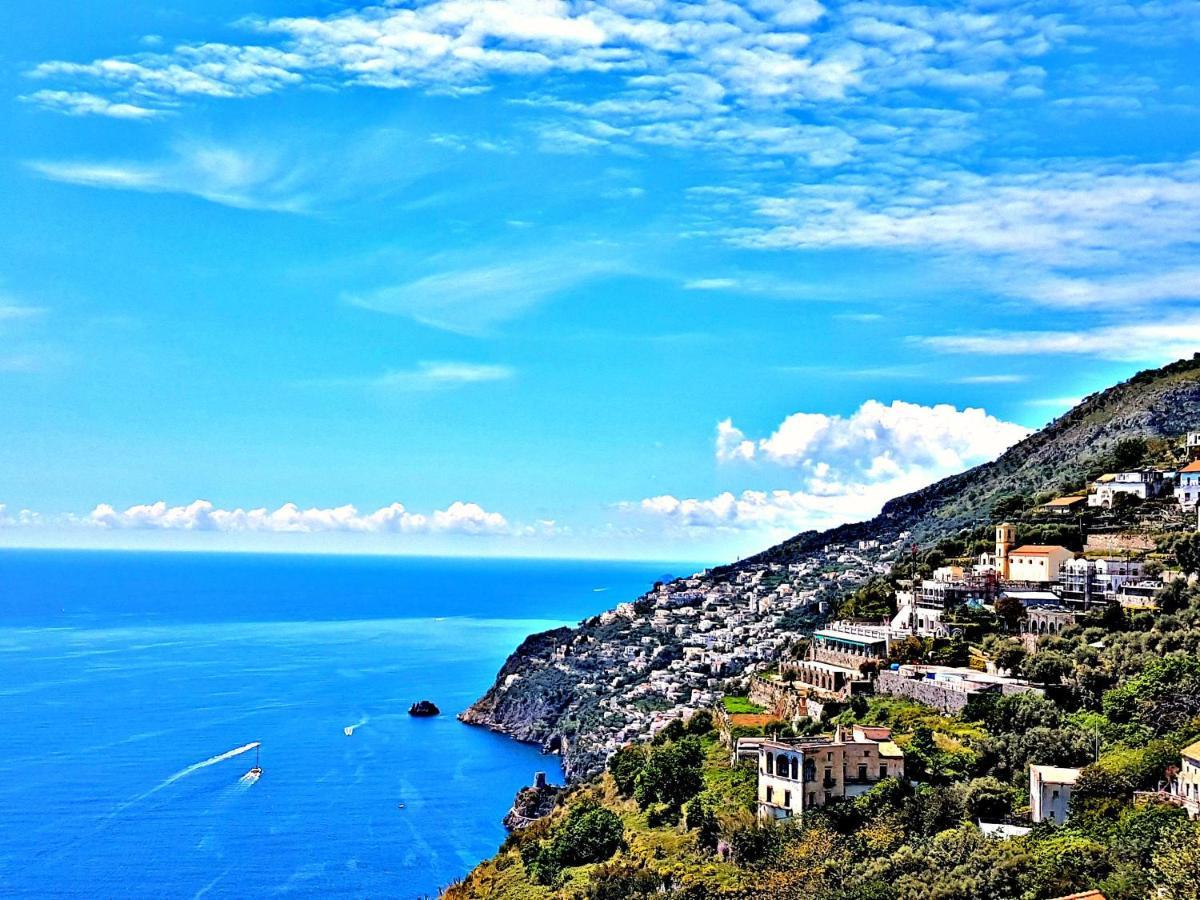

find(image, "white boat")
[247,744,263,778]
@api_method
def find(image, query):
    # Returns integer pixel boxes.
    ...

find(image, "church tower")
[995,522,1015,579]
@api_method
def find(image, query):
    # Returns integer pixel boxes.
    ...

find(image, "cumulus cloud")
[87,499,514,535]
[638,399,1030,536]
[719,399,1029,480]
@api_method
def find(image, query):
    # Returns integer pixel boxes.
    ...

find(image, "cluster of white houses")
[1058,434,1200,513]
[749,521,1169,715]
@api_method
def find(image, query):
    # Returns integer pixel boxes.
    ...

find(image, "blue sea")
[0,550,694,898]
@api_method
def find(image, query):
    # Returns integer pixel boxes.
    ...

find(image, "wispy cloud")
[26,128,445,213]
[315,361,515,392]
[345,249,622,335]
[918,317,1200,362]
[953,374,1026,384]
[28,143,313,213]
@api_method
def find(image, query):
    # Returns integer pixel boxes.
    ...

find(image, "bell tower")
[995,522,1015,579]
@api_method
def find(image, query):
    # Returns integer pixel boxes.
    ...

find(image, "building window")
[765,752,773,775]
[807,792,815,806]
[784,790,792,808]
[766,786,773,804]
[880,763,888,778]
[791,757,799,780]
[858,764,868,781]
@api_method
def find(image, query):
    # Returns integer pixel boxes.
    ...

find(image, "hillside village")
[453,358,1200,900]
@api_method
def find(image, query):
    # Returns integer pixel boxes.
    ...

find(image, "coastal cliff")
[461,355,1200,781]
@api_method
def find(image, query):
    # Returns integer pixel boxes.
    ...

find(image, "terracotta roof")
[1049,892,1105,900]
[1043,496,1086,507]
[1011,545,1072,555]
[1181,460,1200,473]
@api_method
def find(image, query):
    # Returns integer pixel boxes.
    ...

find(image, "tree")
[963,776,1018,822]
[556,803,625,867]
[652,718,686,745]
[994,642,1027,676]
[1022,650,1073,685]
[1153,820,1200,900]
[608,744,648,797]
[995,595,1026,633]
[684,795,720,850]
[685,709,714,736]
[635,737,704,811]
[839,577,896,620]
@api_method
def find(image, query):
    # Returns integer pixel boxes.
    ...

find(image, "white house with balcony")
[1088,470,1171,508]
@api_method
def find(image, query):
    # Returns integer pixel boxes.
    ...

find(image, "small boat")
[247,744,263,778]
[344,726,354,737]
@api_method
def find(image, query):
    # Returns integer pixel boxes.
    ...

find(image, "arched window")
[791,757,799,780]
[765,752,773,775]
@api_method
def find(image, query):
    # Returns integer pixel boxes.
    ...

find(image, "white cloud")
[371,361,514,391]
[722,399,1029,478]
[345,250,620,335]
[21,89,163,119]
[28,143,312,213]
[1022,267,1200,308]
[23,0,1064,171]
[684,278,738,291]
[644,399,1029,536]
[633,479,929,533]
[86,499,513,535]
[735,158,1200,272]
[26,128,441,213]
[919,316,1200,363]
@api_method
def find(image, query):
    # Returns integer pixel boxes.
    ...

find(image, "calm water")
[0,550,692,898]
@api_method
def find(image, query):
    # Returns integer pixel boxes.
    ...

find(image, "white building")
[1088,470,1171,508]
[1178,461,1200,511]
[1008,545,1075,583]
[756,725,904,821]
[1030,764,1081,824]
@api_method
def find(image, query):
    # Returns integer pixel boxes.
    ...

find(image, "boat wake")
[107,742,262,820]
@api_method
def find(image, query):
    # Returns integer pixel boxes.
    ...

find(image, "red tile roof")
[1011,545,1072,555]
[1181,460,1200,473]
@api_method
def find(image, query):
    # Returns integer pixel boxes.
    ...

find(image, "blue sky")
[1,0,1198,560]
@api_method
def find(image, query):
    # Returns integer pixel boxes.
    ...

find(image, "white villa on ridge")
[756,725,904,822]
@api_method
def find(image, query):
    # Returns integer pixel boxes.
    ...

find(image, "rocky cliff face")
[461,355,1200,781]
[459,627,577,751]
